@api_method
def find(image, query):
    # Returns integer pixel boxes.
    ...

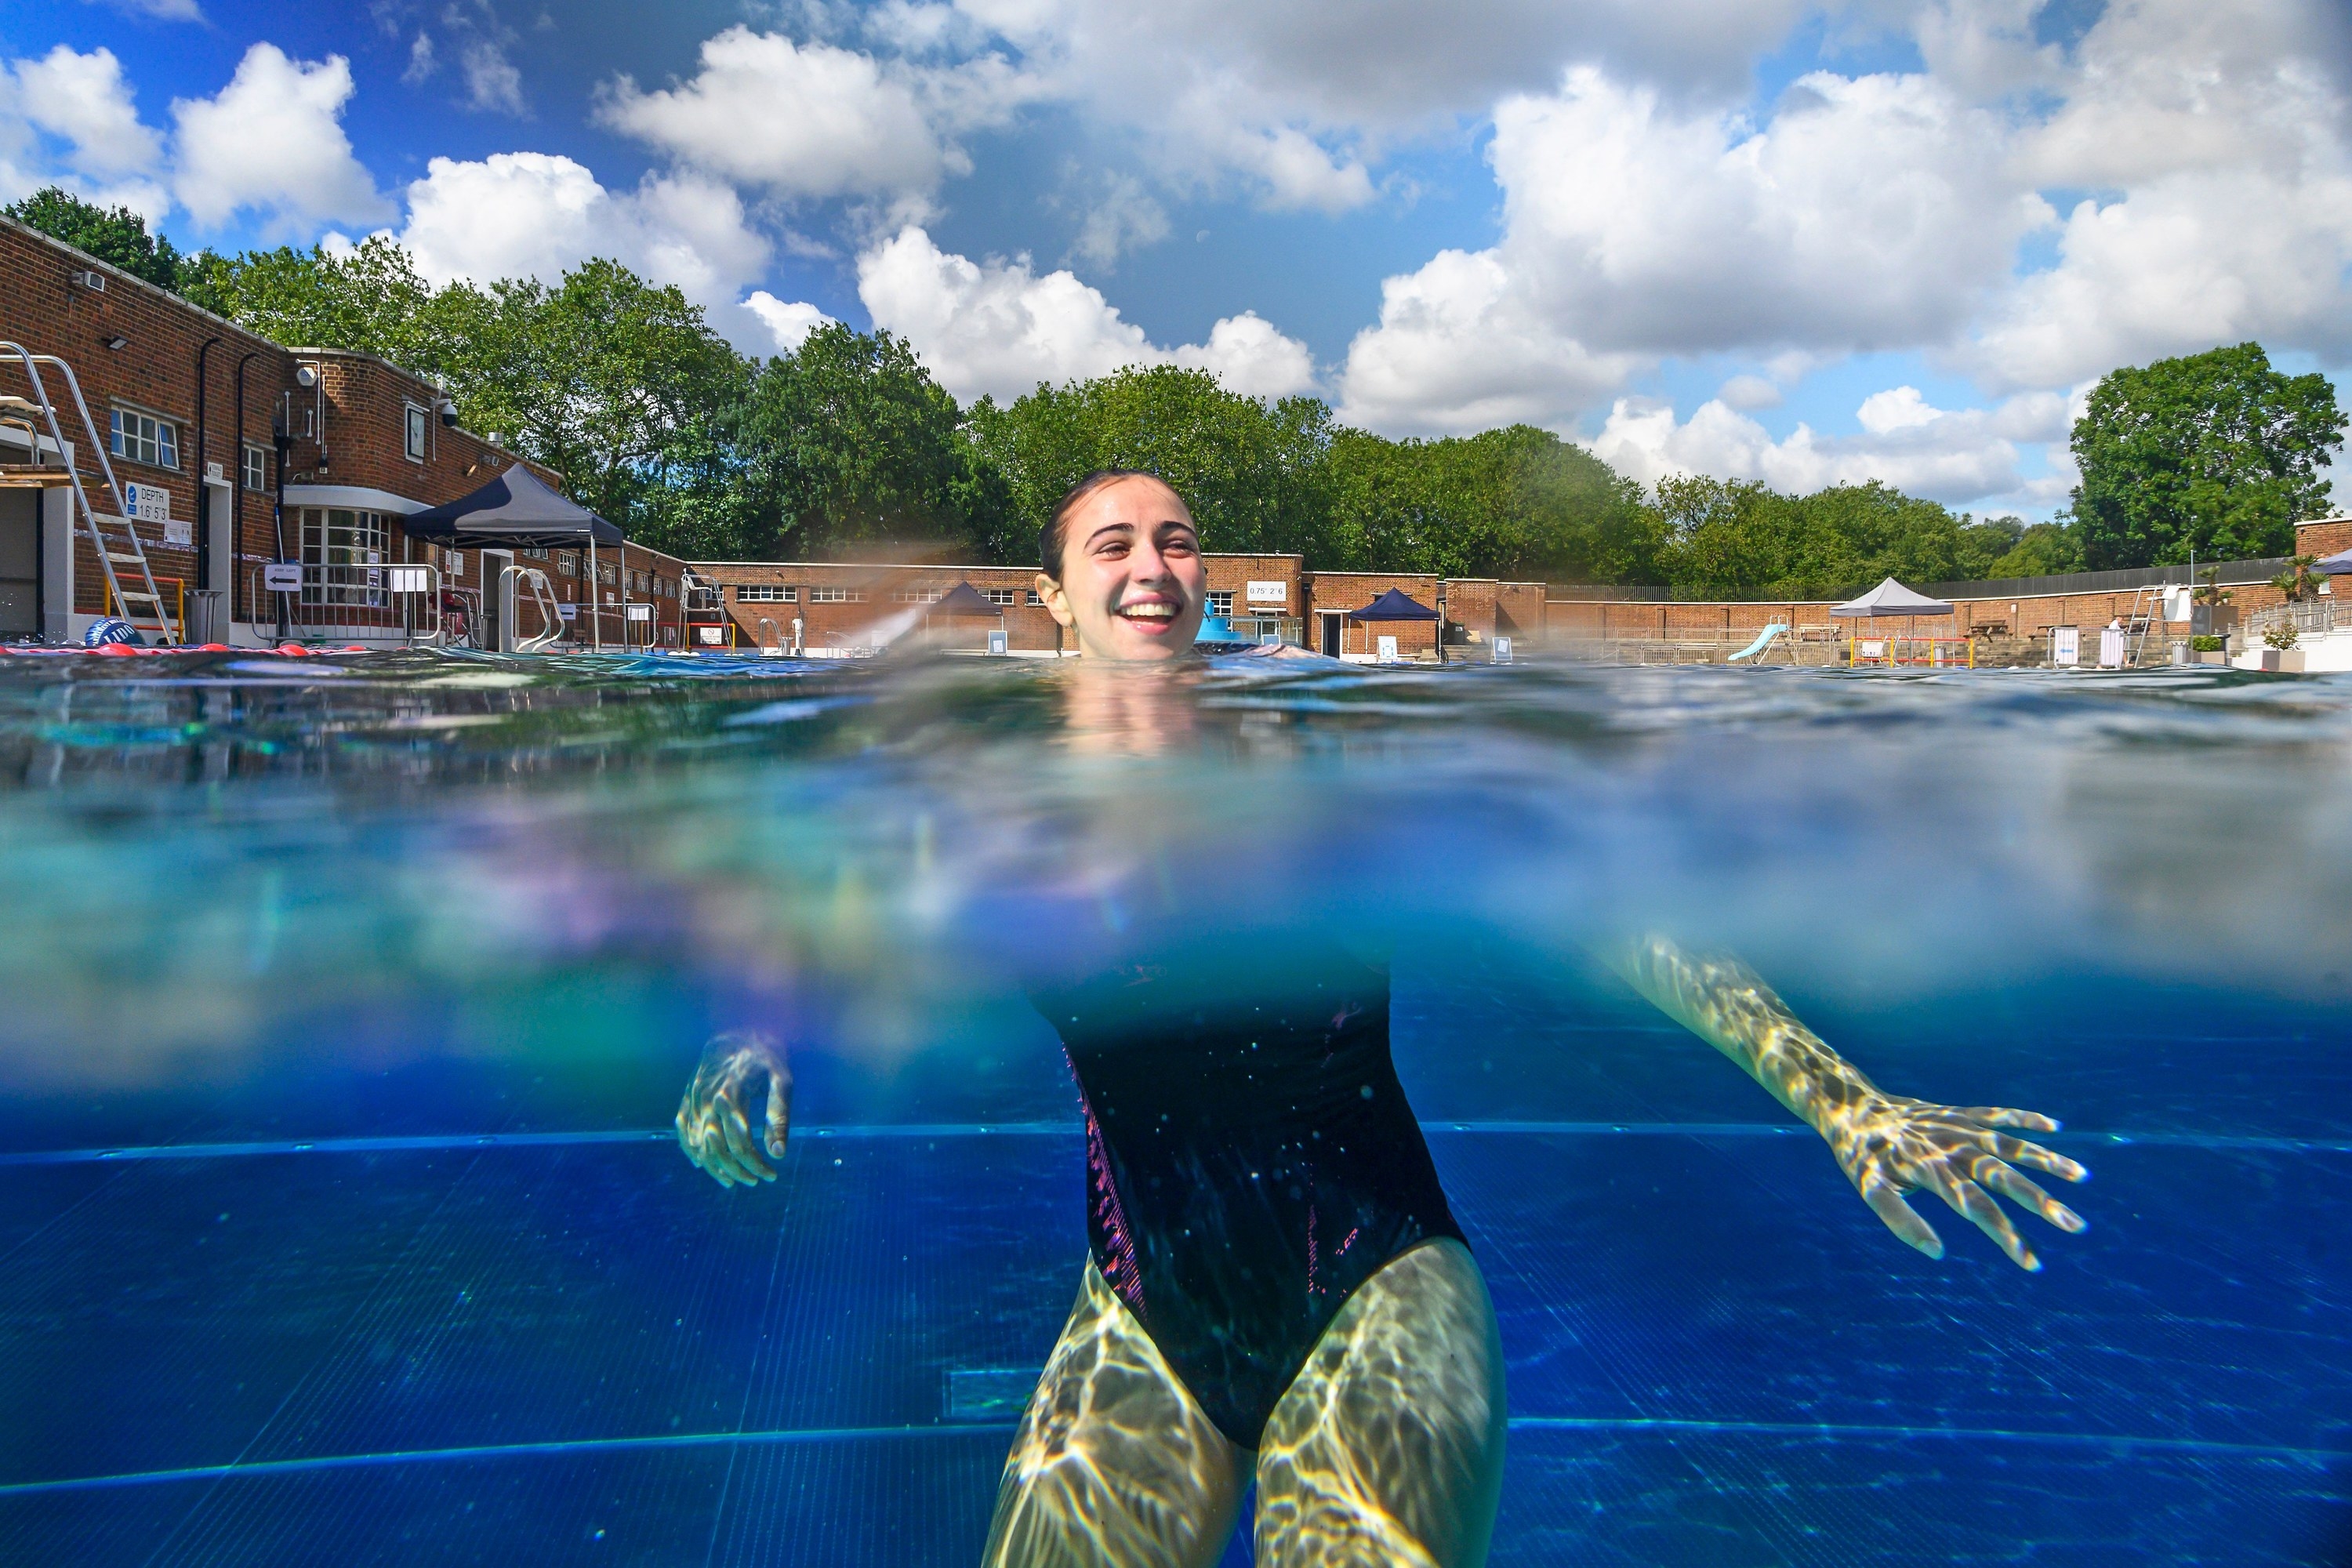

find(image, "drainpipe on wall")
[193,336,220,607]
[230,351,260,630]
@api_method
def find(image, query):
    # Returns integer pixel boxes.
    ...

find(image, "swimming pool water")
[0,651,2345,1566]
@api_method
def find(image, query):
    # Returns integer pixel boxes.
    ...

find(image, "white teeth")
[1120,604,1175,619]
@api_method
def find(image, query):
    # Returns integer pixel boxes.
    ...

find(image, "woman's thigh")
[982,1261,1247,1568]
[1252,1239,1507,1568]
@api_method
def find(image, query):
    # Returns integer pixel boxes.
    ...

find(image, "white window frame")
[557,551,579,576]
[241,442,269,492]
[110,406,180,470]
[808,586,864,604]
[737,584,796,603]
[1025,588,1045,606]
[982,587,1017,606]
[1207,590,1235,616]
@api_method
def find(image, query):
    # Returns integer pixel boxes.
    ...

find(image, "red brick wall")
[2296,516,2352,561]
[1305,571,1443,658]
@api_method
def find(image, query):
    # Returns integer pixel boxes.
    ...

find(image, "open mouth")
[1115,599,1181,630]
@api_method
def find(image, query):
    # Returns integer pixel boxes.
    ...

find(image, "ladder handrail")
[0,341,177,644]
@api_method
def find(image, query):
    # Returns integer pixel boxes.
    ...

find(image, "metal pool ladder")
[0,342,181,646]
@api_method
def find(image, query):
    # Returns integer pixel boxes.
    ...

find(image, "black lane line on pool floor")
[0,1417,2338,1502]
[2,1123,2347,1166]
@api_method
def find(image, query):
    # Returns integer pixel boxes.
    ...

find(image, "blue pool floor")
[1,1118,2346,1566]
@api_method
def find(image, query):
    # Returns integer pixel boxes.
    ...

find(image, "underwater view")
[0,649,2347,1566]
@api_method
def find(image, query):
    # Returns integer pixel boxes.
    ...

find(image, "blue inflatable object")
[1196,615,1235,642]
[82,618,142,648]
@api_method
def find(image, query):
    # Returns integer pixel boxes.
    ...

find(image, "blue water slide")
[1729,621,1790,662]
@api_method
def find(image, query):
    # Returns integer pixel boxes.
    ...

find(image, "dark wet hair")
[1039,469,1184,579]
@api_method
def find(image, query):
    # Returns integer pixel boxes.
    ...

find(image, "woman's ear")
[1035,572,1076,630]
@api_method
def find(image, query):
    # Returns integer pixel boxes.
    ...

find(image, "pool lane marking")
[4,1123,2349,1166]
[0,1417,2336,1499]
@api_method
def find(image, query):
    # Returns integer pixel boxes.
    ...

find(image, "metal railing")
[2242,600,2336,641]
[246,561,445,644]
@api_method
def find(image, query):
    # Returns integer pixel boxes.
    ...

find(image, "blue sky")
[9,0,2350,519]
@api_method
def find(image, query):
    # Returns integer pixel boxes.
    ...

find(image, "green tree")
[1653,477,1989,599]
[1986,519,2083,579]
[737,324,1009,561]
[2070,342,2347,568]
[966,366,1338,564]
[4,187,186,292]
[2272,554,2324,601]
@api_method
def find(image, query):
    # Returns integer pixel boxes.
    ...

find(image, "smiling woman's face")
[1036,476,1208,659]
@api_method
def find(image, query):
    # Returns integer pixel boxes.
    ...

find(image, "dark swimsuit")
[1030,936,1465,1448]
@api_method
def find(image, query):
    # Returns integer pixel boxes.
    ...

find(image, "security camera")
[296,365,318,388]
[438,399,458,426]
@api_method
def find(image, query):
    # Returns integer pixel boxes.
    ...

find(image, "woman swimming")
[674,470,2091,1566]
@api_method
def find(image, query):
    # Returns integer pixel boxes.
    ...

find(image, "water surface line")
[0,1416,2336,1501]
[3,1123,2347,1167]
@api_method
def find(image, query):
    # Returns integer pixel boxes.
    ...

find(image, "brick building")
[1544,526,2349,660]
[1,216,696,649]
[691,553,1547,660]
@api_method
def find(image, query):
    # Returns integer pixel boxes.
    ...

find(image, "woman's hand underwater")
[1824,1095,2087,1271]
[676,1031,792,1188]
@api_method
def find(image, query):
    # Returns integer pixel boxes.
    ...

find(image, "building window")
[1025,588,1045,606]
[891,586,946,604]
[808,586,863,604]
[1207,590,1234,615]
[521,546,549,561]
[241,443,269,492]
[297,507,390,606]
[982,587,1017,606]
[598,562,617,586]
[737,584,795,602]
[110,408,178,470]
[404,405,428,463]
[557,551,579,577]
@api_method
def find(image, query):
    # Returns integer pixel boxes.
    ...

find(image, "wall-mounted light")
[103,335,128,351]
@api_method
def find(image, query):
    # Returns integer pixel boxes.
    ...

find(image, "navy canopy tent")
[2317,548,2352,575]
[929,583,1000,615]
[402,464,626,648]
[1350,588,1440,621]
[402,464,622,548]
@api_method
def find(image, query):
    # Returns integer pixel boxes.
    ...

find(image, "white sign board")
[1245,579,1287,605]
[1377,634,1399,662]
[445,550,465,575]
[263,562,303,593]
[697,625,725,644]
[986,630,1009,655]
[123,481,169,522]
[1493,636,1513,663]
[2098,625,2126,668]
[2051,626,2080,666]
[626,602,652,622]
[162,518,193,547]
[386,565,431,594]
[557,602,578,621]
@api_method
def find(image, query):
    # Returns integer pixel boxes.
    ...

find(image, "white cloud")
[1336,248,1642,434]
[0,45,170,217]
[856,225,1316,401]
[597,27,967,201]
[1173,311,1317,399]
[1966,0,2352,388]
[387,153,775,343]
[1592,386,2071,507]
[96,0,204,20]
[171,44,389,232]
[1068,172,1169,268]
[746,293,838,354]
[10,45,161,177]
[458,39,525,116]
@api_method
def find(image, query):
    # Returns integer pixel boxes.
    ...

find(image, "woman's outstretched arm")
[1611,934,2088,1271]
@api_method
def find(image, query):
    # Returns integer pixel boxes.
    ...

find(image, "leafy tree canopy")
[3,187,186,293]
[2071,342,2346,568]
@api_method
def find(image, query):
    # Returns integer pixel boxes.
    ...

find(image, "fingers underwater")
[1862,1181,1945,1259]
[717,1097,775,1182]
[1975,1160,2089,1234]
[1933,1172,2039,1271]
[1960,1107,2060,1133]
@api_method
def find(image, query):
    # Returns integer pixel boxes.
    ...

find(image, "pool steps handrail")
[0,342,180,645]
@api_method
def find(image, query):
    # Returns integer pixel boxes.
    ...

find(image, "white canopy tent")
[1830,578,1963,666]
